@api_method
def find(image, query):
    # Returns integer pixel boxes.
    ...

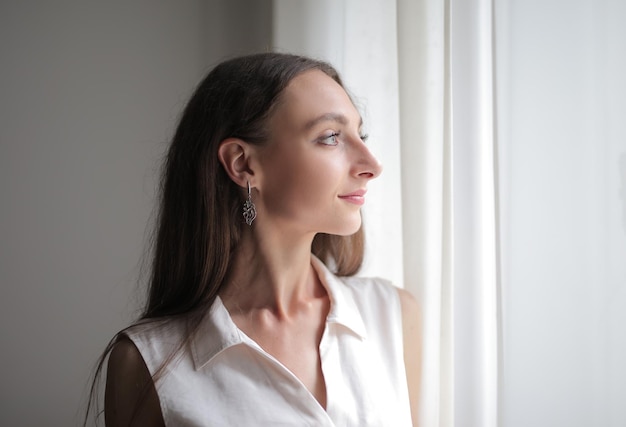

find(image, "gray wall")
[0,1,270,425]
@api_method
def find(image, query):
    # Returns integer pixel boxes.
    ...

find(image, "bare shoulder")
[105,336,165,427]
[396,287,421,347]
[397,288,420,319]
[107,336,147,378]
[396,287,421,427]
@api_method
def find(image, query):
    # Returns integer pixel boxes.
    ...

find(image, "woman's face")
[253,69,382,237]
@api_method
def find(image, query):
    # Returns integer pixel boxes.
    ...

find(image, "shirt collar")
[190,295,244,371]
[190,255,367,371]
[310,256,367,340]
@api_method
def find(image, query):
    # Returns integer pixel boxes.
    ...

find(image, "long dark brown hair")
[84,52,365,424]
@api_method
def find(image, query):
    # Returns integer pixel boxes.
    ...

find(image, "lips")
[338,189,367,205]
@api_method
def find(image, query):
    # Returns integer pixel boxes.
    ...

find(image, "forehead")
[270,70,361,130]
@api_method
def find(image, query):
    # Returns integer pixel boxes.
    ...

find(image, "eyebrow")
[303,112,363,131]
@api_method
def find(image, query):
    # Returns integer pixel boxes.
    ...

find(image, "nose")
[352,138,383,180]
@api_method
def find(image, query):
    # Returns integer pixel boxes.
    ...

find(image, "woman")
[96,52,420,426]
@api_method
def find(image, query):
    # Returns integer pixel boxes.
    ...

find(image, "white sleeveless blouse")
[125,257,412,426]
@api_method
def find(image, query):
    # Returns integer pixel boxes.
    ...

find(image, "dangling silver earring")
[243,181,257,225]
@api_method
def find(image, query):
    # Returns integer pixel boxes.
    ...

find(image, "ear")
[217,138,256,187]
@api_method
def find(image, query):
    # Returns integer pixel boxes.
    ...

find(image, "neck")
[219,228,325,319]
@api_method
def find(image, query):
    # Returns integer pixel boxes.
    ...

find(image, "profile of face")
[251,69,382,237]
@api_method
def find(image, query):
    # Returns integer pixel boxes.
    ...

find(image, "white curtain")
[396,1,454,425]
[397,0,499,426]
[273,1,500,426]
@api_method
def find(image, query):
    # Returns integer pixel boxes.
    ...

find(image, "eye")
[359,133,369,142]
[318,131,340,146]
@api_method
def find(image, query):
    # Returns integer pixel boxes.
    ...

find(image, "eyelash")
[319,131,369,146]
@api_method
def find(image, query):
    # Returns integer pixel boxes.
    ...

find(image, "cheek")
[260,152,343,212]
